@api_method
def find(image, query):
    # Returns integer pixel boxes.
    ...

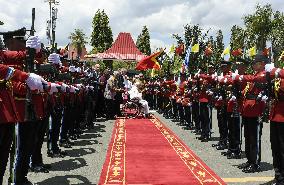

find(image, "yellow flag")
[221,46,230,57]
[191,44,199,53]
[248,46,256,57]
[169,44,175,54]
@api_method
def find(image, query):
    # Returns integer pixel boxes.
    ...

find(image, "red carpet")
[99,116,226,185]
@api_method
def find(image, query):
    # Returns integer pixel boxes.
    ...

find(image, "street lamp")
[44,0,59,50]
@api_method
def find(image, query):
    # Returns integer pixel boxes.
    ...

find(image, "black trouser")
[12,121,37,183]
[184,105,192,126]
[200,102,210,138]
[31,118,49,167]
[0,124,13,185]
[105,99,115,119]
[95,90,105,117]
[177,103,185,122]
[270,121,284,184]
[192,101,200,130]
[61,107,74,142]
[114,93,123,117]
[217,106,228,145]
[227,112,241,154]
[157,95,163,111]
[171,99,178,119]
[243,117,262,165]
[48,108,62,152]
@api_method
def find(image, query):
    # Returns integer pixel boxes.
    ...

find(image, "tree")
[271,11,284,65]
[0,21,3,25]
[136,26,151,55]
[90,9,113,53]
[69,28,88,58]
[213,30,224,64]
[230,25,245,50]
[243,4,273,50]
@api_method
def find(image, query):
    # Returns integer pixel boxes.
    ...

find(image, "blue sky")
[0,0,283,52]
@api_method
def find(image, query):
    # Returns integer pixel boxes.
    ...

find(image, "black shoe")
[216,144,227,150]
[59,142,72,148]
[242,164,260,173]
[197,136,205,140]
[237,161,250,169]
[30,166,49,173]
[227,152,241,159]
[212,142,220,147]
[201,137,210,142]
[221,151,231,156]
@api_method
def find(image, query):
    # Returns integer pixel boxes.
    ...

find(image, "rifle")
[24,8,36,121]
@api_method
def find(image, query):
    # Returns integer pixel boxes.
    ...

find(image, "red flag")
[231,48,243,57]
[135,51,162,70]
[175,44,185,56]
[205,47,213,56]
[263,47,270,57]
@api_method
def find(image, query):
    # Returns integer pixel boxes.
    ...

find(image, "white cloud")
[0,0,283,52]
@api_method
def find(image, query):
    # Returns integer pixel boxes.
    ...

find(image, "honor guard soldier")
[233,54,269,173]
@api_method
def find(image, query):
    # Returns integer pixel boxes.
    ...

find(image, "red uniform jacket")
[0,64,29,123]
[239,71,266,117]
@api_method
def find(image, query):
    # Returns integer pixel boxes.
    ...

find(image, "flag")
[205,46,213,56]
[263,47,271,57]
[221,46,230,58]
[183,47,191,68]
[191,44,199,53]
[135,50,163,70]
[231,48,243,57]
[169,44,175,54]
[175,44,185,56]
[248,46,256,57]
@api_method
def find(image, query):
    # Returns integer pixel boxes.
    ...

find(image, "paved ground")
[3,110,275,185]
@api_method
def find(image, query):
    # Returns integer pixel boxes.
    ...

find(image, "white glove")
[224,78,228,83]
[70,85,76,93]
[76,67,82,73]
[76,84,83,89]
[257,92,263,99]
[230,95,236,101]
[208,91,214,96]
[48,53,61,65]
[275,68,281,78]
[265,63,275,73]
[261,95,268,102]
[217,76,223,82]
[211,72,217,80]
[26,36,41,52]
[232,73,237,80]
[60,83,68,92]
[193,88,198,92]
[239,75,243,81]
[69,66,76,72]
[49,83,60,94]
[26,73,44,91]
[89,85,94,90]
[218,96,223,101]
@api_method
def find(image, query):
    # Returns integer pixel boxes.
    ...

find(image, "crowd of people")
[1,33,284,185]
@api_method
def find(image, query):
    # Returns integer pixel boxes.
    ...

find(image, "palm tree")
[69,28,88,59]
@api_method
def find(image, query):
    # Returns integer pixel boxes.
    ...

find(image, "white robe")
[128,85,149,114]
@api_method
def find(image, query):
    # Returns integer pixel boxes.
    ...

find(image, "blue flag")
[183,47,191,68]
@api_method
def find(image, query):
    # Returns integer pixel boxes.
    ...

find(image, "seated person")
[128,81,150,118]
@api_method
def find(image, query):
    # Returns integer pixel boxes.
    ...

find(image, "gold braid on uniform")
[274,78,281,100]
[244,82,250,97]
